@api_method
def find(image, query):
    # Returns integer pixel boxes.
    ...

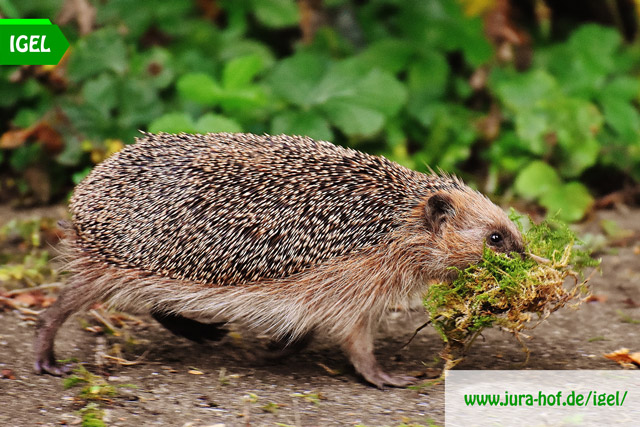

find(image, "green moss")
[63,365,122,401]
[78,403,106,427]
[424,214,599,369]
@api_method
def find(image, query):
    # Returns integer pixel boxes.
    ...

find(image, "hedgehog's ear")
[424,193,455,234]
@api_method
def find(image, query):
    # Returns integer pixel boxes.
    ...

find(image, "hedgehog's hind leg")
[150,309,227,343]
[34,277,98,375]
[341,319,416,389]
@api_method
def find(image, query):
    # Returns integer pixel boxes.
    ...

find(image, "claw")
[34,357,72,376]
[364,368,417,389]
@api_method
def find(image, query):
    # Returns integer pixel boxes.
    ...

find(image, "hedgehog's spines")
[71,133,464,288]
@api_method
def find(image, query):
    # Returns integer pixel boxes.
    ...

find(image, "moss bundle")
[424,214,600,370]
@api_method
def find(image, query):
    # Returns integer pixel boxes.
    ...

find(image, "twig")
[0,296,42,315]
[89,308,119,335]
[401,320,431,349]
[102,350,150,366]
[6,282,63,296]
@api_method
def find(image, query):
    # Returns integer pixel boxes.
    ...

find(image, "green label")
[0,19,70,65]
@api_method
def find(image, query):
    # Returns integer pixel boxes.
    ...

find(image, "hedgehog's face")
[423,189,523,281]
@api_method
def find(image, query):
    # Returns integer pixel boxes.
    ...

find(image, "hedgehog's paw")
[342,327,417,388]
[34,355,72,376]
[361,367,417,389]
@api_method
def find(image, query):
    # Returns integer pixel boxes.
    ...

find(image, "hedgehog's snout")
[485,227,525,259]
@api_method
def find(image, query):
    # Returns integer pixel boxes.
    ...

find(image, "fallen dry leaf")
[12,290,46,307]
[0,121,63,153]
[586,294,608,303]
[1,369,16,380]
[0,128,31,149]
[604,348,640,368]
[188,369,204,375]
[316,362,340,376]
[622,297,640,308]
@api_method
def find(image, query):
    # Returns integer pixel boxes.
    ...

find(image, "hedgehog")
[34,132,524,388]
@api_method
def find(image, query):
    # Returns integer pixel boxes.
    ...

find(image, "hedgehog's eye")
[488,232,503,246]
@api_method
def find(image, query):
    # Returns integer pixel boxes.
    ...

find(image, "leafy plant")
[0,0,638,219]
[490,24,640,220]
[0,218,58,288]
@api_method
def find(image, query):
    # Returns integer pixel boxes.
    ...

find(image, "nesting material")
[424,215,600,370]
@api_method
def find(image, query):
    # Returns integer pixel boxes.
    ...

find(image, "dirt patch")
[1,205,639,426]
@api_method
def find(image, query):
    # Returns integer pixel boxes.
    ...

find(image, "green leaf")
[568,24,621,63]
[487,131,532,174]
[218,39,275,69]
[539,182,594,222]
[601,98,640,142]
[82,74,118,118]
[117,78,162,130]
[97,0,193,40]
[72,167,93,185]
[217,87,268,112]
[308,59,363,104]
[222,54,264,89]
[67,28,128,82]
[321,100,386,137]
[493,69,558,112]
[56,137,83,166]
[271,111,333,141]
[408,51,449,101]
[0,0,19,18]
[313,60,407,136]
[9,143,41,172]
[251,0,299,28]
[148,112,195,134]
[552,100,602,177]
[131,46,176,89]
[448,18,493,67]
[513,111,549,155]
[353,69,407,117]
[177,73,222,105]
[194,113,243,133]
[356,39,413,73]
[13,108,40,129]
[543,25,621,97]
[396,0,491,67]
[601,76,640,102]
[513,161,562,200]
[267,52,329,107]
[559,137,600,178]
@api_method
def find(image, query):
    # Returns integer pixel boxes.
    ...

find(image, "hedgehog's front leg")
[341,319,416,388]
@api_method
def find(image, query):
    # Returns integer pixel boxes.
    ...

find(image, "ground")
[0,205,639,427]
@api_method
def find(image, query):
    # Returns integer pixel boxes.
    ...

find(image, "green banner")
[0,19,69,65]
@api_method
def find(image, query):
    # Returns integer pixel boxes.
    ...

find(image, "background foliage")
[1,0,640,222]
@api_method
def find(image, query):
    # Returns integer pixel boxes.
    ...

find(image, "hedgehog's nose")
[516,245,526,260]
[508,242,525,260]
